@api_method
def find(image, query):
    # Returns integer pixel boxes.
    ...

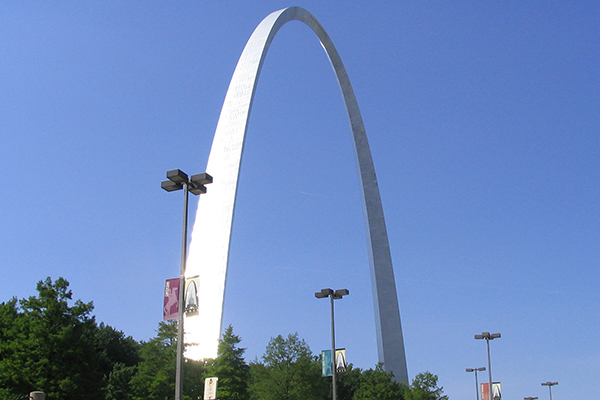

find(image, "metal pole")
[175,183,189,400]
[486,338,493,400]
[330,293,337,400]
[475,369,480,400]
[548,386,553,400]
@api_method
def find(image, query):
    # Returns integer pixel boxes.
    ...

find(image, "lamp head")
[166,169,189,184]
[189,184,207,195]
[474,332,500,340]
[191,173,213,185]
[161,180,183,192]
[333,289,349,299]
[315,288,333,298]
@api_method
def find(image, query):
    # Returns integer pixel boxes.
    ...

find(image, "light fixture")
[315,288,349,400]
[162,169,212,400]
[474,332,501,400]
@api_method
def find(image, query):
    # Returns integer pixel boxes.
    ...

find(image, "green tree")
[96,323,141,373]
[210,325,249,400]
[130,320,207,400]
[0,277,105,400]
[335,364,363,400]
[404,372,447,400]
[106,362,137,400]
[0,297,27,399]
[249,333,327,400]
[130,321,177,400]
[353,363,404,400]
[95,323,141,398]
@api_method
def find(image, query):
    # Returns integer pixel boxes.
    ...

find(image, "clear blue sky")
[1,1,598,400]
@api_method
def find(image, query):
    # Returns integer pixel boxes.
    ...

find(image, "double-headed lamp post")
[315,288,349,400]
[541,382,558,400]
[162,169,213,400]
[466,367,486,400]
[474,332,501,400]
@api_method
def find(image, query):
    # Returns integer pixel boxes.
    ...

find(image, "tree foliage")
[353,363,404,400]
[249,333,327,400]
[336,364,363,400]
[130,320,208,400]
[0,297,27,400]
[96,322,141,374]
[96,323,141,400]
[405,372,448,400]
[0,277,147,400]
[0,278,449,400]
[210,325,249,400]
[0,277,104,400]
[129,321,177,400]
[105,362,137,400]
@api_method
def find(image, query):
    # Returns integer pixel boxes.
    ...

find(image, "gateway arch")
[185,6,408,382]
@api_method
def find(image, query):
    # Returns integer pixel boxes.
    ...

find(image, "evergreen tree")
[210,325,249,400]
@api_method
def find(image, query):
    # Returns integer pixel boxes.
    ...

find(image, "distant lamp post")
[315,288,349,400]
[542,381,558,400]
[466,367,486,400]
[162,169,213,400]
[474,332,501,400]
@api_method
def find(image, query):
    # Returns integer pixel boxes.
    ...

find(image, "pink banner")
[163,278,180,321]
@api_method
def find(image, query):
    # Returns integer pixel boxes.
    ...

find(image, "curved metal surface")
[185,6,408,382]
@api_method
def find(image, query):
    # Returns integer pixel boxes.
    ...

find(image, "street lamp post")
[315,288,349,400]
[474,332,501,400]
[541,381,558,400]
[162,169,213,400]
[466,367,486,400]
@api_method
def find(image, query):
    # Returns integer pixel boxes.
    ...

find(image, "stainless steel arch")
[185,6,408,382]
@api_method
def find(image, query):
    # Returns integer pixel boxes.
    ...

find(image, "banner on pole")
[481,382,502,400]
[321,349,347,376]
[204,377,218,400]
[335,348,347,374]
[321,350,332,377]
[185,276,200,316]
[163,278,180,321]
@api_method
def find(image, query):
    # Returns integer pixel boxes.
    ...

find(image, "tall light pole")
[466,367,486,400]
[315,288,349,400]
[474,332,501,400]
[162,169,212,400]
[542,381,558,400]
